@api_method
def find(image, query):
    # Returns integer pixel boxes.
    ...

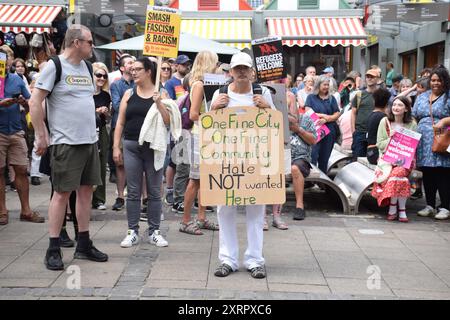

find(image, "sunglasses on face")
[78,39,94,46]
[95,73,108,79]
[161,67,171,71]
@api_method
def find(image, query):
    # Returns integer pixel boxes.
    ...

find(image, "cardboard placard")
[143,5,181,58]
[0,52,6,99]
[252,37,286,82]
[382,127,421,169]
[199,106,285,206]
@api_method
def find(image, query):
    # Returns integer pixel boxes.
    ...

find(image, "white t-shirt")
[211,84,275,109]
[35,55,97,145]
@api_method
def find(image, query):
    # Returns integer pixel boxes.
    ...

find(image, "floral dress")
[412,90,450,168]
[371,118,417,207]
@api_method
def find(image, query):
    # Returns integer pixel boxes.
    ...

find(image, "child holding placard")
[371,95,417,222]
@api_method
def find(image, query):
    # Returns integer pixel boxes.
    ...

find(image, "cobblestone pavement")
[1,178,450,300]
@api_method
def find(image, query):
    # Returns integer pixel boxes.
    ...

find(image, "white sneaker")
[417,205,435,217]
[435,208,450,220]
[120,229,139,248]
[149,230,168,247]
[97,203,107,210]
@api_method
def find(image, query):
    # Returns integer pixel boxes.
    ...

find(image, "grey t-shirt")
[35,55,96,145]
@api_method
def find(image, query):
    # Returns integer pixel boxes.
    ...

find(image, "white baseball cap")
[230,52,253,69]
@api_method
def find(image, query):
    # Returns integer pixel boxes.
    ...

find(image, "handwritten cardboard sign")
[382,127,421,169]
[143,5,181,58]
[199,106,285,206]
[252,37,286,82]
[0,52,6,99]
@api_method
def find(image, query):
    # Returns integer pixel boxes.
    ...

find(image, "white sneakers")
[120,229,139,248]
[149,230,168,247]
[417,206,450,220]
[417,205,436,217]
[435,208,450,220]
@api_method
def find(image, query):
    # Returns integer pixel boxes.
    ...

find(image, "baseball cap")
[230,52,253,69]
[322,66,334,74]
[365,69,380,78]
[175,55,191,64]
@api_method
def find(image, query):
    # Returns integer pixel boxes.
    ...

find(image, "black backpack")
[47,55,93,96]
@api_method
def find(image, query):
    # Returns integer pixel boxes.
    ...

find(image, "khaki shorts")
[50,143,102,193]
[0,131,28,168]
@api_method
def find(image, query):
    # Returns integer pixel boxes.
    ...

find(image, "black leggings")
[421,167,450,210]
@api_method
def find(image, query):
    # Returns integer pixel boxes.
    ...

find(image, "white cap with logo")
[230,52,253,69]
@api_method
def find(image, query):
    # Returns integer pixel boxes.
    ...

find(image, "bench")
[286,164,351,214]
[333,157,422,214]
[333,158,375,214]
[327,144,353,176]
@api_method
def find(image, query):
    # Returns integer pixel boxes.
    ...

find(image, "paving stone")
[268,283,331,295]
[141,288,158,297]
[94,287,113,297]
[108,296,139,300]
[218,290,237,299]
[392,289,450,300]
[327,278,395,297]
[238,291,258,300]
[186,289,207,299]
[155,288,171,297]
[40,287,64,297]
[170,288,187,298]
[4,288,30,296]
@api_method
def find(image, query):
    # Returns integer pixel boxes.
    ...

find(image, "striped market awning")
[0,4,62,34]
[181,19,252,50]
[267,17,367,47]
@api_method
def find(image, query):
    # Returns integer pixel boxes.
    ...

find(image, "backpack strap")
[46,57,93,96]
[356,90,362,110]
[47,56,62,97]
[84,59,93,80]
[219,83,229,94]
[219,83,262,95]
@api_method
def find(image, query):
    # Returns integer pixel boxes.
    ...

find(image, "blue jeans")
[123,140,163,235]
[311,132,335,173]
[351,131,368,158]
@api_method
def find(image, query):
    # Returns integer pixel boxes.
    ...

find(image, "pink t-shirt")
[338,110,353,151]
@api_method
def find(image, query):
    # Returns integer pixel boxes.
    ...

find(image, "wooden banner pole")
[154,56,163,93]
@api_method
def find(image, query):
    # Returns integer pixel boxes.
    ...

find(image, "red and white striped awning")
[0,5,62,34]
[267,17,367,47]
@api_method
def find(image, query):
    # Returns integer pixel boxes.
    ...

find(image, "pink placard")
[305,109,330,143]
[382,127,422,169]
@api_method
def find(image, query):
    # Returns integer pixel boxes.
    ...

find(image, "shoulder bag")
[429,97,450,154]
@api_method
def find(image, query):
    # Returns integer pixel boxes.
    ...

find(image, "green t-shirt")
[351,90,375,133]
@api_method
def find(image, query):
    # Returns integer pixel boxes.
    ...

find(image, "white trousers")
[217,204,265,271]
[30,145,43,178]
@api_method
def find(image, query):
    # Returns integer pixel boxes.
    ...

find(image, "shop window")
[298,0,319,9]
[198,0,220,10]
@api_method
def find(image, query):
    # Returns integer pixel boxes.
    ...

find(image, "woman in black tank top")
[112,58,171,247]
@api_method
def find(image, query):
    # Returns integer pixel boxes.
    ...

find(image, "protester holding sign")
[371,96,417,222]
[179,51,220,236]
[209,52,275,279]
[304,75,340,173]
[113,58,169,248]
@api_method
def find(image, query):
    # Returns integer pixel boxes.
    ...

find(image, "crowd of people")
[0,25,449,279]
